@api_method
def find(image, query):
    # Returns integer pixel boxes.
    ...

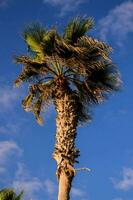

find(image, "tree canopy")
[14,17,121,124]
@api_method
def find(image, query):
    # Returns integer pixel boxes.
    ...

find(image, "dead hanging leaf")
[22,94,33,111]
[36,116,43,125]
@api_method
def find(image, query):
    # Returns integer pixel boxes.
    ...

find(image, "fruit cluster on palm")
[15,17,120,200]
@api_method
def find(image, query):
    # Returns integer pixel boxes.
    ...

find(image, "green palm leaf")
[23,23,46,55]
[43,29,57,55]
[63,17,94,44]
[0,189,24,200]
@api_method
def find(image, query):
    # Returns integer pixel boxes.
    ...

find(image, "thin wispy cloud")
[14,162,30,180]
[44,179,57,195]
[0,167,6,174]
[0,0,10,7]
[13,178,57,200]
[43,0,86,16]
[12,163,44,199]
[0,141,22,180]
[0,154,44,199]
[112,168,133,191]
[12,163,57,200]
[71,187,86,197]
[0,86,22,111]
[0,141,22,162]
[13,178,44,198]
[98,1,133,46]
[0,123,20,135]
[0,142,57,199]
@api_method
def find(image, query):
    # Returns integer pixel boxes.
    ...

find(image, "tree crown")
[14,17,121,124]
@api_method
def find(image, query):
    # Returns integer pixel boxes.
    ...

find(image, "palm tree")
[0,188,23,200]
[14,17,121,200]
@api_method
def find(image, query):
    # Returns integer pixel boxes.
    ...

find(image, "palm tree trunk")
[57,171,73,200]
[53,90,80,200]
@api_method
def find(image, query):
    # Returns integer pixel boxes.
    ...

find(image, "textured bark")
[53,84,80,200]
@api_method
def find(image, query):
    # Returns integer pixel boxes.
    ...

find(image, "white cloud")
[13,178,44,197]
[0,144,57,199]
[0,141,22,163]
[0,141,22,180]
[0,123,20,134]
[43,0,85,16]
[0,86,21,111]
[13,178,57,200]
[12,163,44,199]
[12,163,57,200]
[113,198,124,200]
[44,179,57,195]
[14,162,30,180]
[98,1,133,46]
[71,187,85,197]
[112,168,133,191]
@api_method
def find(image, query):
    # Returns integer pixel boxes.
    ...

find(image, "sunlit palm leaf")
[77,36,112,51]
[22,93,34,111]
[23,23,46,55]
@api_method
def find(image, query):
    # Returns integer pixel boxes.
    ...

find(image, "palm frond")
[32,97,43,125]
[84,63,120,103]
[43,29,57,55]
[21,81,54,124]
[14,66,37,87]
[23,23,46,55]
[0,189,23,200]
[64,17,94,44]
[77,36,112,51]
[14,56,57,87]
[75,92,91,124]
[15,191,24,200]
[68,62,120,105]
[22,93,34,111]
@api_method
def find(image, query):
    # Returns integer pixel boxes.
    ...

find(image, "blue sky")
[0,0,133,200]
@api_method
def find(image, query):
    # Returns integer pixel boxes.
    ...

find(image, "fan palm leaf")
[63,17,94,44]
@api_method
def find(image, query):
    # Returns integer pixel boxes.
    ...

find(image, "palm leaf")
[15,191,24,200]
[14,56,57,87]
[32,97,43,125]
[0,189,23,200]
[24,81,54,124]
[23,23,46,55]
[22,93,34,111]
[43,29,57,55]
[77,36,112,51]
[64,17,94,44]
